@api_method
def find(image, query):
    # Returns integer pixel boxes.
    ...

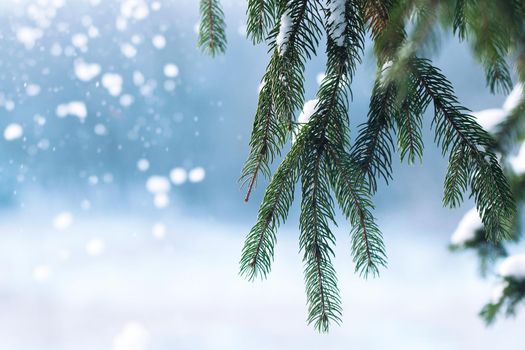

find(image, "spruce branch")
[239,141,301,280]
[271,0,323,128]
[300,143,341,332]
[241,0,323,199]
[351,78,397,192]
[240,80,286,202]
[452,0,467,40]
[480,278,525,325]
[246,0,280,43]
[451,0,514,94]
[410,57,516,241]
[328,146,387,277]
[392,74,425,164]
[361,0,391,40]
[192,0,524,331]
[198,0,227,56]
[493,99,525,152]
[294,0,387,329]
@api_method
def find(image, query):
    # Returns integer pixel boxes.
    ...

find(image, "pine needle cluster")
[199,0,524,331]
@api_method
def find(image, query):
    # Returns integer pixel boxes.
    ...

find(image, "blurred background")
[0,0,523,349]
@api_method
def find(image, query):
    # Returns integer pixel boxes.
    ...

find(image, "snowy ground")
[0,207,523,350]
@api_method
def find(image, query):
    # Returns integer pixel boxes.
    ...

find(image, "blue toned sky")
[0,0,522,349]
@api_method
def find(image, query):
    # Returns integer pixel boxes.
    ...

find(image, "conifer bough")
[199,0,522,332]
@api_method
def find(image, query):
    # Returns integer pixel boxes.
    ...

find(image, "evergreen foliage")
[200,0,524,331]
[198,0,227,56]
[450,91,525,324]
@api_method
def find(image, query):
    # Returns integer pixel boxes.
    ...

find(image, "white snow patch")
[491,281,508,303]
[276,10,292,55]
[4,123,23,141]
[293,99,319,143]
[379,60,394,84]
[327,0,347,46]
[102,73,123,96]
[257,81,265,93]
[170,167,187,185]
[146,176,171,194]
[450,208,483,246]
[56,101,87,120]
[503,83,523,112]
[53,211,74,230]
[509,142,525,175]
[163,63,179,78]
[113,322,150,350]
[74,60,101,81]
[298,99,319,124]
[188,167,205,183]
[152,34,166,49]
[498,254,525,280]
[472,84,524,133]
[137,159,150,172]
[17,27,43,49]
[316,72,326,85]
[472,108,507,133]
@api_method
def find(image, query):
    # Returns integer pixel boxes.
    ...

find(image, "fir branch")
[239,142,301,280]
[411,57,516,241]
[361,0,392,40]
[363,0,406,64]
[453,0,467,40]
[198,0,227,56]
[270,0,323,129]
[393,75,425,164]
[443,144,469,207]
[232,0,524,331]
[240,80,286,201]
[240,0,323,200]
[351,78,397,192]
[458,0,513,94]
[480,278,525,325]
[294,0,370,329]
[246,0,280,43]
[328,146,387,277]
[485,57,513,95]
[300,145,341,332]
[322,0,386,278]
[493,99,525,152]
